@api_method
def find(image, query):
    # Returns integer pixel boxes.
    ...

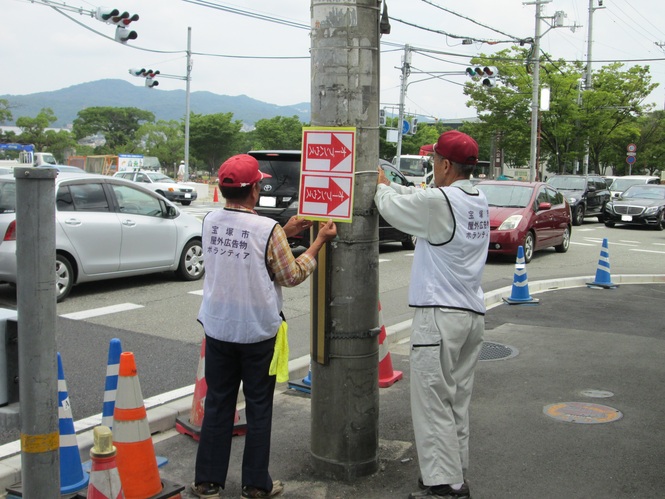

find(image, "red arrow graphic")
[306,134,351,170]
[303,178,350,213]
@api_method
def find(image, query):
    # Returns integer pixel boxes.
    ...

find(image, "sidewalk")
[2,275,665,497]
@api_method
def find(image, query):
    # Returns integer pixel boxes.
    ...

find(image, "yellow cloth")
[269,321,289,383]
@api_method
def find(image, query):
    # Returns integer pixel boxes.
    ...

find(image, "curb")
[0,274,663,491]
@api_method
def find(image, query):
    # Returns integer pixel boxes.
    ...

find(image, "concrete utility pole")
[310,0,380,480]
[395,45,411,167]
[15,167,59,496]
[184,27,192,182]
[583,0,604,175]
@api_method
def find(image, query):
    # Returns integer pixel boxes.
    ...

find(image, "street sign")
[402,119,410,135]
[627,143,637,153]
[626,152,636,157]
[300,127,355,221]
[626,155,636,164]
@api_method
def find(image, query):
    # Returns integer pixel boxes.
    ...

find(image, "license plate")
[621,215,632,221]
[184,193,191,199]
[259,197,277,207]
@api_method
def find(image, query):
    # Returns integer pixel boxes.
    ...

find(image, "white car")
[113,170,198,205]
[0,172,204,301]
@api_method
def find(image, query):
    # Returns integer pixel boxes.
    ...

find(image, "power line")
[182,0,309,30]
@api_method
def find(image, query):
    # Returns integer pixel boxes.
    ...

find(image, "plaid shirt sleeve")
[267,224,317,287]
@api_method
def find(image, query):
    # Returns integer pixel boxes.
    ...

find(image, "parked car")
[608,175,661,198]
[603,184,665,230]
[113,169,197,205]
[476,180,572,263]
[38,164,87,174]
[250,150,418,249]
[392,155,432,187]
[0,172,204,301]
[546,174,610,226]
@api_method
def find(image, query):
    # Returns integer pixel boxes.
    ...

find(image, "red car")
[476,180,572,263]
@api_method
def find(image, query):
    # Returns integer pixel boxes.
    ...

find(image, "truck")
[0,143,57,167]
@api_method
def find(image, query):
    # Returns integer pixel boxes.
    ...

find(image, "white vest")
[198,208,283,343]
[409,187,489,314]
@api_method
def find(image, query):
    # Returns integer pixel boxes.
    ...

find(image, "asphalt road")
[0,210,662,444]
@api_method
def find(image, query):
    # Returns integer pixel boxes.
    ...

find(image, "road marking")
[189,290,204,296]
[619,240,640,244]
[570,242,596,246]
[629,248,665,254]
[583,238,638,247]
[379,258,391,263]
[60,303,144,320]
[653,243,665,246]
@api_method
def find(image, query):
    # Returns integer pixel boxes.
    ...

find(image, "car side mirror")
[538,202,552,211]
[166,205,177,218]
[587,184,596,192]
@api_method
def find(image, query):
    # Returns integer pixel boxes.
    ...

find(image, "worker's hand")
[316,219,337,242]
[283,216,313,238]
[377,167,390,186]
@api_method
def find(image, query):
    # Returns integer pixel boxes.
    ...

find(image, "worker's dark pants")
[195,334,277,491]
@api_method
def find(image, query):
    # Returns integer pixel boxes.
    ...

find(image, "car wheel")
[180,201,192,206]
[555,226,570,253]
[573,205,585,226]
[604,221,615,228]
[523,231,535,263]
[597,204,606,223]
[55,254,74,303]
[402,234,416,250]
[176,239,205,281]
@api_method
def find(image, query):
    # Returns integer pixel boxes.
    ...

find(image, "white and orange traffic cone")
[113,352,185,499]
[176,337,246,440]
[213,187,219,203]
[86,425,124,499]
[378,300,403,388]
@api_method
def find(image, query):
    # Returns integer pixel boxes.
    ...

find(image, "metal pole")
[395,45,410,167]
[528,3,543,183]
[15,167,59,497]
[184,26,192,182]
[310,0,379,480]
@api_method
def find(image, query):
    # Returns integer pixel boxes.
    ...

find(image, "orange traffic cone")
[87,426,124,499]
[378,300,403,388]
[113,352,187,499]
[175,338,247,440]
[213,186,219,203]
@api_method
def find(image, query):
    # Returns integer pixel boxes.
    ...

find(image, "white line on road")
[629,249,665,254]
[60,303,144,320]
[570,242,596,246]
[379,259,391,263]
[189,290,204,296]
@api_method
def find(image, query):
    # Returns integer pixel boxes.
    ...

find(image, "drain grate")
[479,341,518,361]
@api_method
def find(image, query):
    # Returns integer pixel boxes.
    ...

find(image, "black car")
[250,150,416,249]
[546,174,610,226]
[603,184,665,230]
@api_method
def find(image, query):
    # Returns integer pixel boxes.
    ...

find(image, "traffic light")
[410,118,418,134]
[128,68,159,89]
[379,108,386,126]
[465,66,498,87]
[95,7,139,44]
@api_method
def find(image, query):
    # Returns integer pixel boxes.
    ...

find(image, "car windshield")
[398,157,430,177]
[255,157,301,184]
[477,184,533,208]
[611,178,650,191]
[147,172,176,184]
[0,180,16,213]
[547,176,586,190]
[621,186,665,199]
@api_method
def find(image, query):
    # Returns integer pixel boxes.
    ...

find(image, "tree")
[250,115,305,150]
[189,112,244,176]
[15,108,57,150]
[72,107,155,154]
[135,120,185,176]
[0,99,12,125]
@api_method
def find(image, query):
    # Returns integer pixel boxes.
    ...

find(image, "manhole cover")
[543,402,623,424]
[479,341,518,361]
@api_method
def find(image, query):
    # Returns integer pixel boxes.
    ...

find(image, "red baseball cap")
[217,154,271,187]
[432,130,479,165]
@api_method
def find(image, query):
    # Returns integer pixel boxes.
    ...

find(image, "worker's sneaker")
[190,481,221,498]
[241,479,284,498]
[408,482,471,499]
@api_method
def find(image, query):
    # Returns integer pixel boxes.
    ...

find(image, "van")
[392,155,432,187]
[609,175,661,198]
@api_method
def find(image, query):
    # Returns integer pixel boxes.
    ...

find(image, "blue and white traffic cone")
[503,245,540,305]
[587,238,618,289]
[57,352,90,494]
[288,361,312,395]
[102,338,122,431]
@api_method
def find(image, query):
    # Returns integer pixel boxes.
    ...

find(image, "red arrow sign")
[306,134,351,170]
[303,177,350,213]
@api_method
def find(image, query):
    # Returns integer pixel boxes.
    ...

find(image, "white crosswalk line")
[60,303,144,320]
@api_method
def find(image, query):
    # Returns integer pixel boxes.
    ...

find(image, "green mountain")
[1,79,310,128]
